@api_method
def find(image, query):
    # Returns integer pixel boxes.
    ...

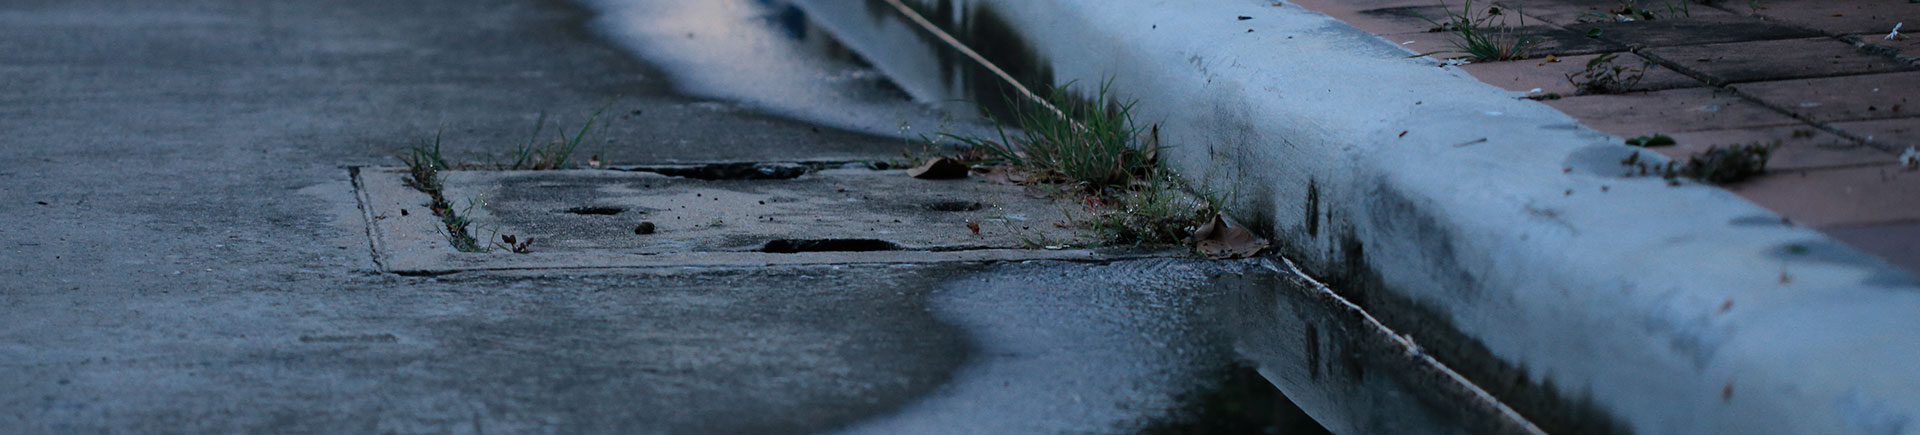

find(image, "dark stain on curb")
[298,333,400,344]
[1320,224,1635,434]
[1304,178,1320,238]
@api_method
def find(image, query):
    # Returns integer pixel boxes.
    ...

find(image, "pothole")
[561,206,627,215]
[923,200,985,212]
[621,162,815,180]
[760,238,901,253]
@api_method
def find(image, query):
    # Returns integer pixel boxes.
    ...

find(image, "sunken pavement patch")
[353,166,1159,274]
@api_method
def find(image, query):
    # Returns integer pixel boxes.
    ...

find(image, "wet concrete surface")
[837,259,1320,434]
[0,0,1329,432]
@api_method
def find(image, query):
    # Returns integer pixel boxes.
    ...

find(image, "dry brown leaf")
[972,165,1029,185]
[1187,215,1269,259]
[907,157,970,179]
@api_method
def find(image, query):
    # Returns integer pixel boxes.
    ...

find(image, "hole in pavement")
[561,206,627,215]
[759,238,901,253]
[627,162,812,180]
[923,200,985,212]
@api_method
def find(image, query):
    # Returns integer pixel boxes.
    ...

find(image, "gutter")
[792,0,1920,433]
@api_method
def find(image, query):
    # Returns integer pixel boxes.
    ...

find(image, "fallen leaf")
[907,157,970,179]
[966,221,981,234]
[973,165,1029,185]
[1186,215,1269,259]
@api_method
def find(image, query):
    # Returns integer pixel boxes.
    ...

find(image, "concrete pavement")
[0,0,1310,432]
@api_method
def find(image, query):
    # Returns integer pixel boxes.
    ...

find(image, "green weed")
[1620,141,1776,184]
[944,80,1159,191]
[1086,172,1223,246]
[1624,133,1676,147]
[388,106,613,253]
[1676,142,1773,184]
[432,199,487,253]
[504,107,606,170]
[1418,0,1541,61]
[936,80,1232,249]
[1569,53,1649,95]
[397,132,451,193]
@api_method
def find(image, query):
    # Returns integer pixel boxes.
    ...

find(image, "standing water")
[576,0,992,139]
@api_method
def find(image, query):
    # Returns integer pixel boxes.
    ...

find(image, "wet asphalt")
[0,0,1315,432]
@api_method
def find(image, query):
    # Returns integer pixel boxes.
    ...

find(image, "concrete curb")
[796,0,1920,433]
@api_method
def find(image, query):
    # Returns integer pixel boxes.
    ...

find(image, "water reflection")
[580,0,988,139]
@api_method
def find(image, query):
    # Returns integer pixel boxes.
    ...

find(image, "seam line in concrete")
[392,252,1187,276]
[1266,257,1548,435]
[348,166,392,272]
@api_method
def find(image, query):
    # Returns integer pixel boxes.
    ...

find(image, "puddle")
[1140,362,1331,435]
[577,0,993,139]
[760,238,902,253]
[787,0,1059,121]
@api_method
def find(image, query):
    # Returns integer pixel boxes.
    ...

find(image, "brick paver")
[1748,0,1920,36]
[1727,166,1920,227]
[1833,118,1920,151]
[1542,87,1803,135]
[1733,72,1920,123]
[1459,52,1702,94]
[1644,37,1916,85]
[1567,15,1822,47]
[1287,0,1920,272]
[1663,126,1888,172]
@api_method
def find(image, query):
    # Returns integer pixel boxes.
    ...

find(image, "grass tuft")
[1087,173,1224,246]
[1419,0,1541,62]
[938,80,1224,249]
[397,132,451,193]
[1569,53,1648,95]
[504,108,606,170]
[945,80,1160,191]
[1676,142,1773,184]
[388,106,612,253]
[433,199,486,253]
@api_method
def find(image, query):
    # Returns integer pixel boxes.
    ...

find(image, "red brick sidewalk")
[1295,0,1919,272]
